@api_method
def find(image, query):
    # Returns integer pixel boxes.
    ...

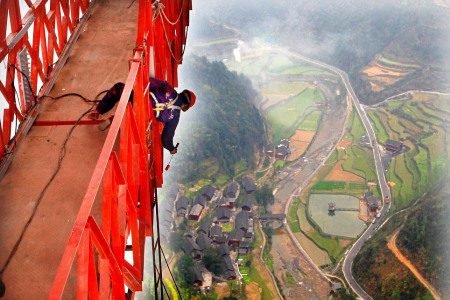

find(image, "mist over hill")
[191,0,450,104]
[171,56,266,183]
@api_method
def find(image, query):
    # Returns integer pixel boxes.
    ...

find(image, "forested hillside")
[173,56,266,183]
[397,184,450,297]
[353,183,450,298]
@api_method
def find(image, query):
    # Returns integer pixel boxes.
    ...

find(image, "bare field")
[245,282,262,300]
[324,161,365,182]
[215,282,231,299]
[289,130,316,161]
[337,139,352,148]
[362,60,415,91]
[294,232,332,266]
[359,199,370,222]
[271,230,331,299]
[363,64,407,77]
[369,81,384,92]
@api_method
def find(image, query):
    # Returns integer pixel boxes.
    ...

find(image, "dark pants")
[97,82,134,114]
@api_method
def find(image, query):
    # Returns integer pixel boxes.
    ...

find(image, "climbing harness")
[150,92,181,118]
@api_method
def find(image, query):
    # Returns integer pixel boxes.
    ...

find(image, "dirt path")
[388,230,442,300]
[254,222,282,300]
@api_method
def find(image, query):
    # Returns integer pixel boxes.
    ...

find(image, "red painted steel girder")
[0,0,93,160]
[48,0,192,298]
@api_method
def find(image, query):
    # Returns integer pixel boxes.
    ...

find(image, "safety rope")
[0,90,106,276]
[152,0,188,64]
[160,246,183,299]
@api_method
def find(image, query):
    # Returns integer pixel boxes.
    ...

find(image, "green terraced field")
[267,53,294,72]
[368,111,389,143]
[260,81,310,98]
[370,92,450,211]
[278,64,336,77]
[298,110,322,131]
[377,55,419,69]
[347,110,366,142]
[266,88,324,142]
[343,146,377,182]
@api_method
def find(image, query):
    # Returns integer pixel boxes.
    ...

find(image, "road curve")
[277,48,392,299]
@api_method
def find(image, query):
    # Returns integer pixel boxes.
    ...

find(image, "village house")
[218,243,230,256]
[240,176,257,194]
[200,185,217,201]
[214,206,231,223]
[197,220,211,235]
[279,139,290,148]
[175,196,189,217]
[181,237,201,260]
[275,144,290,159]
[228,228,244,246]
[189,204,204,221]
[184,231,194,239]
[265,144,274,157]
[210,225,223,238]
[218,197,235,209]
[224,181,240,199]
[194,193,207,207]
[241,194,254,211]
[223,256,237,280]
[213,235,227,245]
[385,139,403,153]
[196,233,212,251]
[364,191,380,213]
[238,240,251,255]
[235,210,250,232]
[193,263,204,287]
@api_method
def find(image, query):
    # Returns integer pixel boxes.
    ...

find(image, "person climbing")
[88,79,196,154]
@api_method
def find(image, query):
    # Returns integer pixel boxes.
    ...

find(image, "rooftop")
[194,194,207,207]
[176,196,189,211]
[189,204,204,217]
[386,139,402,149]
[241,176,257,193]
[210,225,223,237]
[235,210,250,231]
[224,181,239,198]
[181,237,200,255]
[196,233,212,250]
[200,185,216,200]
[366,196,379,208]
[216,206,231,220]
[228,228,244,242]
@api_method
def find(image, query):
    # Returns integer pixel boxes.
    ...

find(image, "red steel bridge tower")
[0,0,191,298]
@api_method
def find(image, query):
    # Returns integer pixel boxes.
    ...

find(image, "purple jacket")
[150,78,182,151]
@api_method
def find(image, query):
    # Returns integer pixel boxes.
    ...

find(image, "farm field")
[308,194,367,238]
[361,55,419,92]
[266,87,324,142]
[289,130,315,161]
[368,92,450,210]
[287,108,377,263]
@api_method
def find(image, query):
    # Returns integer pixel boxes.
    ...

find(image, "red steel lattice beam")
[47,0,192,298]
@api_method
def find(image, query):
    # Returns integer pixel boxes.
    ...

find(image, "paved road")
[277,48,392,299]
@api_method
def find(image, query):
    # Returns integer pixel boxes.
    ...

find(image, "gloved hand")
[170,148,177,155]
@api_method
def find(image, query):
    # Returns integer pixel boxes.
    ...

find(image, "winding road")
[275,48,392,299]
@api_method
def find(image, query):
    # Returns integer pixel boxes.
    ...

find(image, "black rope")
[0,88,106,276]
[160,247,182,299]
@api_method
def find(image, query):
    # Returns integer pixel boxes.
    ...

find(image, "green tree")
[175,255,196,287]
[202,247,225,276]
[255,184,275,207]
